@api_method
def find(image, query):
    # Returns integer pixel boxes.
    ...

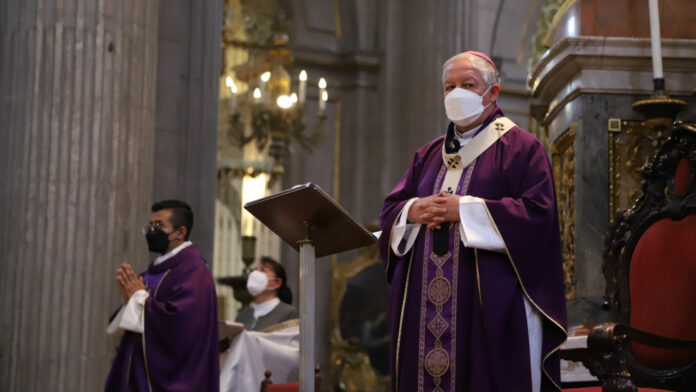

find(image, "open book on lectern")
[244,183,376,258]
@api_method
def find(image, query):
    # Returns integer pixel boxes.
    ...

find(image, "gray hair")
[441,53,500,87]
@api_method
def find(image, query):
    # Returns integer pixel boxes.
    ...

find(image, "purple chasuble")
[105,244,220,392]
[379,106,567,392]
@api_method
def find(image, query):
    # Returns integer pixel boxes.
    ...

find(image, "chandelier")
[219,0,330,191]
[225,67,327,172]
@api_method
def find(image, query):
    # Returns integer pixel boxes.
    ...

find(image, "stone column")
[0,0,159,390]
[381,0,468,186]
[152,0,221,263]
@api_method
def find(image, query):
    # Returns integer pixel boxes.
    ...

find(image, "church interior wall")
[6,0,696,390]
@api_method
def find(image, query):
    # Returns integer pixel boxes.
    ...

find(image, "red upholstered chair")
[565,122,696,392]
[260,366,321,392]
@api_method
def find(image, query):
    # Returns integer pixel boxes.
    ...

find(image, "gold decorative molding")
[552,123,576,300]
[529,0,566,72]
[516,0,539,65]
[332,0,343,38]
[531,117,551,153]
[608,117,671,220]
[333,101,342,201]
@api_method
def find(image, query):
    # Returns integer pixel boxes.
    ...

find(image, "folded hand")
[407,191,461,229]
[116,263,146,302]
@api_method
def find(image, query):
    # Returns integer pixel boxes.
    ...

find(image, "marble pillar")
[0,0,159,390]
[529,36,696,326]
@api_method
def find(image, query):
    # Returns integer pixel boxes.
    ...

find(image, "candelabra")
[225,66,328,174]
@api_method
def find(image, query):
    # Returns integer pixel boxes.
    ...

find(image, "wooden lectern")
[245,183,376,392]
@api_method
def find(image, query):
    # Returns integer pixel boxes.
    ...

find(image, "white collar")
[453,123,483,147]
[252,297,281,319]
[154,241,192,266]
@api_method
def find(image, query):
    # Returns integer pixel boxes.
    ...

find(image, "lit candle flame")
[318,77,327,89]
[321,90,328,102]
[260,72,271,82]
[276,95,293,109]
[290,93,298,103]
[253,88,261,100]
[299,70,307,81]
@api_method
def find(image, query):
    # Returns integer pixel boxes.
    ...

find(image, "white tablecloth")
[219,321,299,392]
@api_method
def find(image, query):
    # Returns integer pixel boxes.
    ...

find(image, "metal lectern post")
[297,222,315,392]
[243,183,376,392]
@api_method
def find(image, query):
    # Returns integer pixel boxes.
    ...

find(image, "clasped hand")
[407,191,460,229]
[116,263,147,303]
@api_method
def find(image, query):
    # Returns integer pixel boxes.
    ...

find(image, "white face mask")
[444,86,492,127]
[246,270,269,296]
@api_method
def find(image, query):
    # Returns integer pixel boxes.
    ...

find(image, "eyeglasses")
[141,221,165,235]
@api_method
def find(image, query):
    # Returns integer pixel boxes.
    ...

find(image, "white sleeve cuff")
[458,196,505,252]
[106,306,126,335]
[390,198,421,256]
[117,289,149,333]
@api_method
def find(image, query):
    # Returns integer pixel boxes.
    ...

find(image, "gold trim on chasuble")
[395,250,415,391]
[416,159,475,392]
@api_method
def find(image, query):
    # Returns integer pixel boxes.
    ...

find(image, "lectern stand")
[244,183,375,392]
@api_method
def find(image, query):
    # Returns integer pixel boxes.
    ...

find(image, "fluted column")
[381,0,468,188]
[0,0,159,390]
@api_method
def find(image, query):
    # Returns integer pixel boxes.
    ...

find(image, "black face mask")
[145,228,172,254]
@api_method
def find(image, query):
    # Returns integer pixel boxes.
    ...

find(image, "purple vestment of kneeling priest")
[379,106,567,392]
[105,244,220,392]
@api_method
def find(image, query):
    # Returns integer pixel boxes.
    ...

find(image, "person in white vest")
[219,257,300,392]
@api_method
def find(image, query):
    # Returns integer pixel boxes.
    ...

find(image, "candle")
[225,76,237,113]
[299,70,307,103]
[253,87,262,102]
[260,71,271,103]
[318,77,327,113]
[276,95,292,109]
[648,0,663,80]
[320,90,328,113]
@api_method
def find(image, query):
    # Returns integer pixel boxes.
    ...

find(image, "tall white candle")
[648,0,663,79]
[225,76,237,113]
[299,70,307,103]
[318,77,327,113]
[260,71,271,103]
[320,90,328,113]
